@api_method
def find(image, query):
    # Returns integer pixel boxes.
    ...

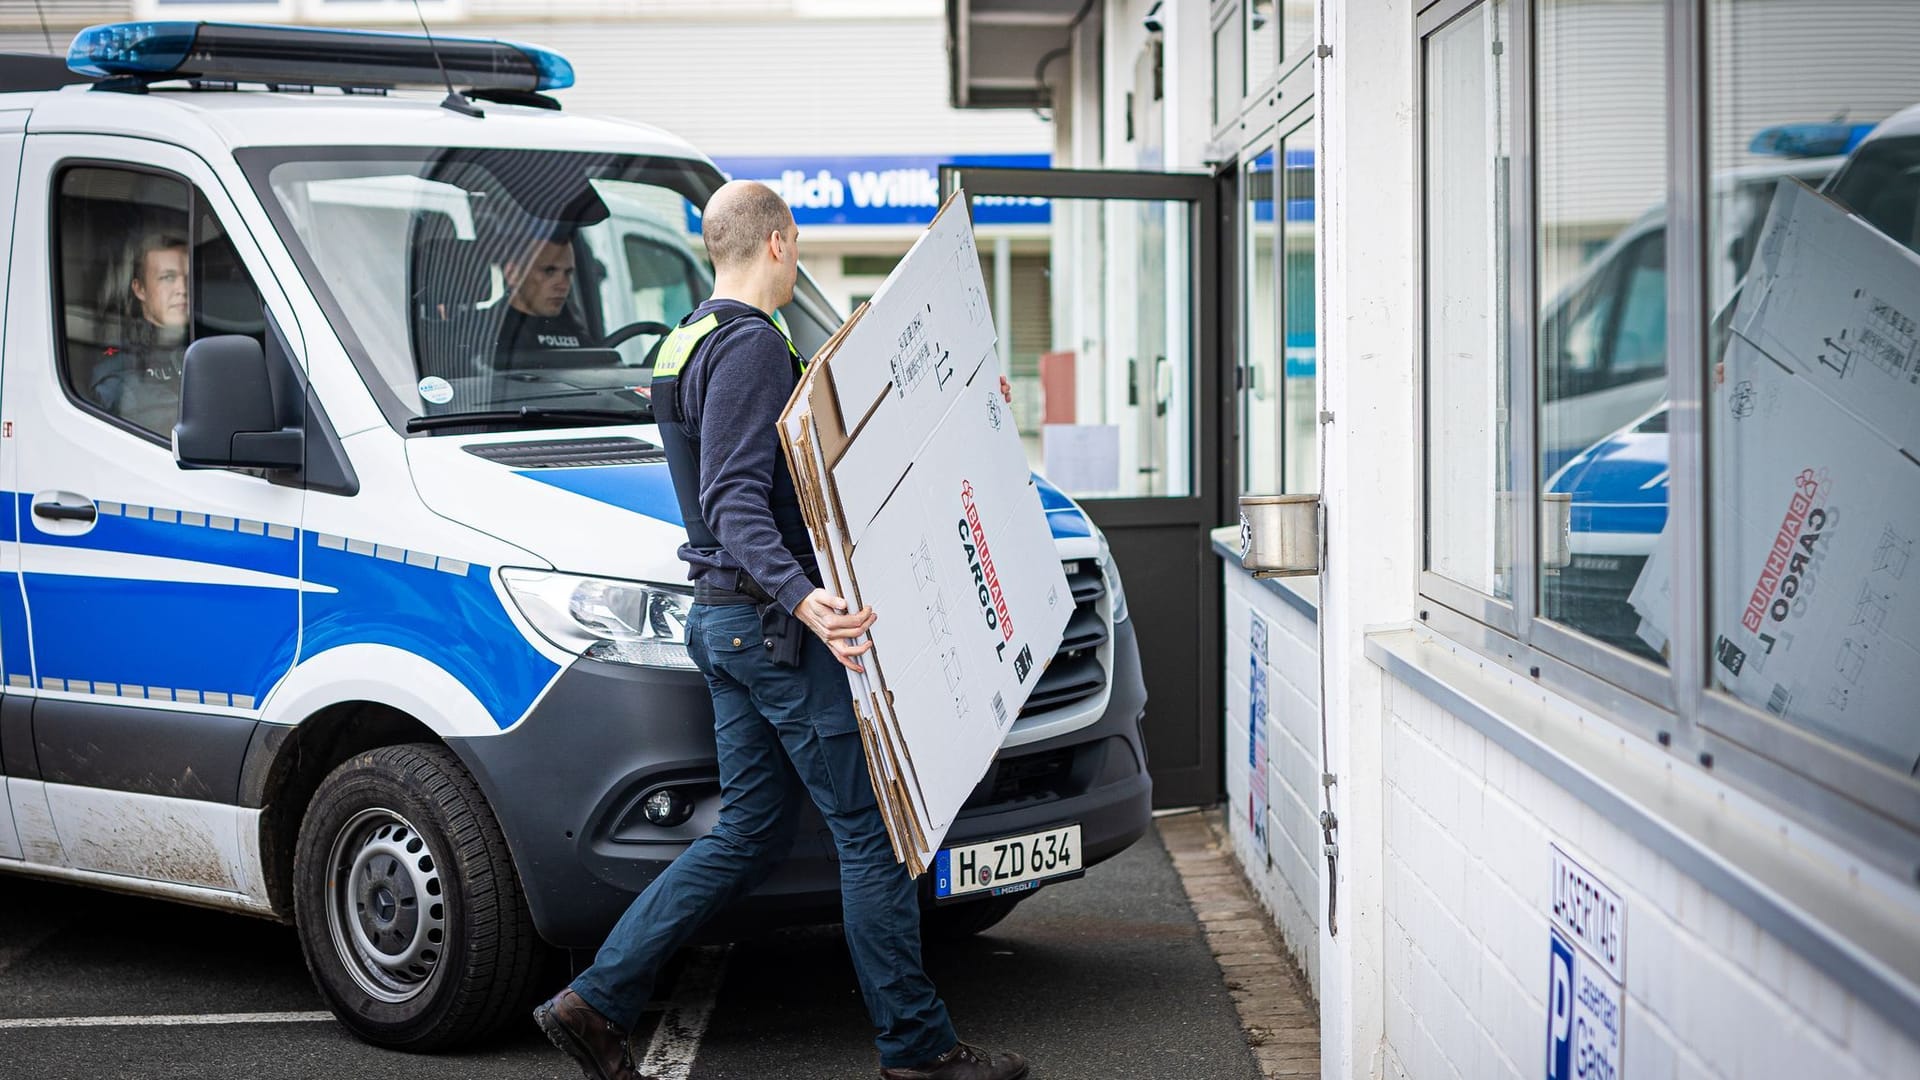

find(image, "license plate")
[934,823,1083,902]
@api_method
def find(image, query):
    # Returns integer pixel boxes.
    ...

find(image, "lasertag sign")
[1545,844,1625,1080]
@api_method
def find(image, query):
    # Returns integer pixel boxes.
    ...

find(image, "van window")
[620,233,702,341]
[241,148,749,432]
[54,165,265,441]
[1540,229,1666,402]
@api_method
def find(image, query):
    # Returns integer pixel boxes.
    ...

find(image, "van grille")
[1017,559,1109,720]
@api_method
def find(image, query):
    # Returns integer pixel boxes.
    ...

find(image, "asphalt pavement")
[0,824,1261,1080]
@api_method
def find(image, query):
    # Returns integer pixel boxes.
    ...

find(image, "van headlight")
[500,569,696,670]
[1097,534,1130,624]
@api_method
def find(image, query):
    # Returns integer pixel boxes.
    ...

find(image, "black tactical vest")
[649,301,813,564]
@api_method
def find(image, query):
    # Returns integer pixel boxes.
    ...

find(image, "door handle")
[32,499,96,524]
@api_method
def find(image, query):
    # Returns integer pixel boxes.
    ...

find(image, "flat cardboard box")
[849,353,1070,834]
[1732,178,1920,457]
[779,191,1072,869]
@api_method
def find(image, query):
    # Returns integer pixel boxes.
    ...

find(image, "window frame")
[1211,1,1247,140]
[1276,111,1318,496]
[1238,130,1281,497]
[1413,0,1920,880]
[1415,0,1522,635]
[48,159,227,449]
[1232,39,1316,502]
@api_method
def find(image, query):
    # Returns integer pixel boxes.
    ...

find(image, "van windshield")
[240,147,832,433]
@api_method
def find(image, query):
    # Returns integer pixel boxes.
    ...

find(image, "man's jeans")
[570,603,958,1069]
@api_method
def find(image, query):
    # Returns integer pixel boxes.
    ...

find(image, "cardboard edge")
[854,697,910,865]
[873,690,931,875]
[780,301,869,420]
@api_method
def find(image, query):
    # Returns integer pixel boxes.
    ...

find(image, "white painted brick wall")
[1380,672,1920,1080]
[1222,567,1322,996]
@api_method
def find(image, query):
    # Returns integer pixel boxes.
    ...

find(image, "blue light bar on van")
[1748,122,1875,159]
[67,21,574,92]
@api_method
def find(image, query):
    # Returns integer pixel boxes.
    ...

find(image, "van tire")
[292,743,540,1051]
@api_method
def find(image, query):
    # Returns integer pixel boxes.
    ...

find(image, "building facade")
[946,1,1920,1078]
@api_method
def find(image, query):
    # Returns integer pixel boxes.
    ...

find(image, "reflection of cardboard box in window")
[1627,520,1674,656]
[1707,335,1920,773]
[1733,179,1920,457]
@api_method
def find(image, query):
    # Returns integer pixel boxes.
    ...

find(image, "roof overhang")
[946,0,1089,110]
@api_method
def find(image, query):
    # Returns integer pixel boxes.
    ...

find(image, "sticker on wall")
[1248,612,1270,866]
[1545,844,1625,1080]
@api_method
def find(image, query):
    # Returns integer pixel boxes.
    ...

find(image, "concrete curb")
[1157,809,1321,1079]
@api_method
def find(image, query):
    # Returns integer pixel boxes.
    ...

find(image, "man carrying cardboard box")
[533,180,1028,1080]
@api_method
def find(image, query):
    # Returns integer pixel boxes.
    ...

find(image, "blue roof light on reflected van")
[66,22,197,78]
[1748,122,1876,159]
[66,21,575,92]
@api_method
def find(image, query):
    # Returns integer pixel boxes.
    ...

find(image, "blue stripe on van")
[1034,475,1092,540]
[0,496,20,680]
[0,572,32,681]
[12,493,298,577]
[1548,429,1670,537]
[9,492,300,699]
[21,569,298,703]
[1034,475,1075,512]
[1047,508,1092,539]
[514,464,684,526]
[300,535,559,729]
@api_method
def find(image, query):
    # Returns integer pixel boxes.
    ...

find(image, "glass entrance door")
[940,165,1224,808]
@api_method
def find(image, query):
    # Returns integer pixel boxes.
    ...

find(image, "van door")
[6,135,305,889]
[0,109,29,864]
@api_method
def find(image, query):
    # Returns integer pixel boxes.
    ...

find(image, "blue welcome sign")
[708,154,1052,227]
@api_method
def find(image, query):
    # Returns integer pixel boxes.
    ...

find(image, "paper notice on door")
[1041,424,1121,496]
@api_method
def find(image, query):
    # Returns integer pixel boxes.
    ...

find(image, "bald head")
[702,180,796,272]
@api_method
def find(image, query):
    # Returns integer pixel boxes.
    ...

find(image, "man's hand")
[797,588,877,673]
[999,375,1013,404]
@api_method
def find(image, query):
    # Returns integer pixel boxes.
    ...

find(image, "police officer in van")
[92,230,190,434]
[494,228,592,364]
[533,180,1028,1080]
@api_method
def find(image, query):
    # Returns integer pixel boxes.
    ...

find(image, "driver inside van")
[494,230,592,364]
[91,231,190,434]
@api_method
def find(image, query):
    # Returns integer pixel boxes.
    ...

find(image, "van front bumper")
[449,619,1153,949]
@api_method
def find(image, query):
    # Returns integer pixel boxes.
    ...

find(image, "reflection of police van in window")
[1538,138,1855,475]
[1545,110,1919,658]
[0,24,1151,1049]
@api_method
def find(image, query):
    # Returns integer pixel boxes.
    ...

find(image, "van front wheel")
[293,743,541,1050]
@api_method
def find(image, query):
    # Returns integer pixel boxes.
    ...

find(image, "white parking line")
[0,1011,335,1030]
[636,944,731,1080]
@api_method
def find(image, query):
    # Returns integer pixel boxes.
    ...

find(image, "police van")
[0,23,1151,1049]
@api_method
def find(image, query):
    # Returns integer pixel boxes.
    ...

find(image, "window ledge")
[1210,525,1319,623]
[1366,627,1920,1038]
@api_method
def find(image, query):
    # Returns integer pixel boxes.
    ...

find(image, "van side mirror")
[173,334,304,471]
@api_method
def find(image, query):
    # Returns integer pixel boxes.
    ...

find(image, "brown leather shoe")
[879,1041,1030,1080]
[533,988,649,1080]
